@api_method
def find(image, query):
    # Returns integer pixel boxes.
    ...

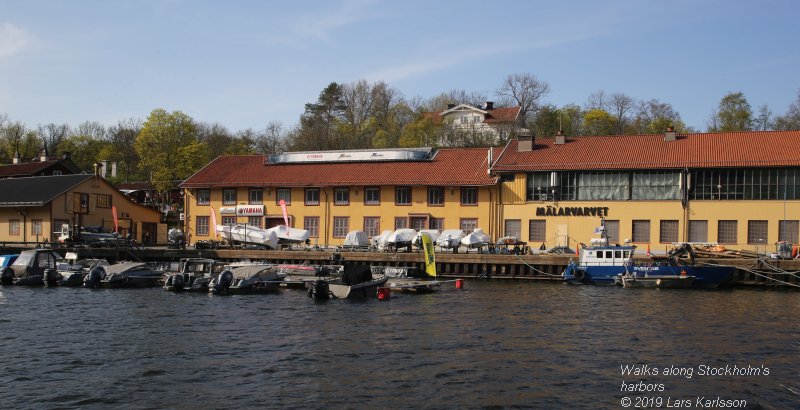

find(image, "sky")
[1,0,799,134]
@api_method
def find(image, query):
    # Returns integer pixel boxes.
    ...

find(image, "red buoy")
[377,287,391,300]
[455,278,464,289]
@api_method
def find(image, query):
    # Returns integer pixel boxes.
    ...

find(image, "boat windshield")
[12,252,34,267]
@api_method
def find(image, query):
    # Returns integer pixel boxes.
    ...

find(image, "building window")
[410,217,427,230]
[197,189,210,205]
[333,217,349,238]
[54,219,69,234]
[248,216,262,228]
[9,219,20,236]
[334,187,350,205]
[364,217,380,237]
[197,216,209,236]
[304,217,319,238]
[718,220,738,244]
[276,188,291,205]
[31,219,42,236]
[395,187,411,205]
[460,187,478,205]
[604,220,620,243]
[53,170,62,175]
[460,218,478,234]
[504,219,521,240]
[430,218,444,230]
[249,189,263,205]
[688,220,708,243]
[79,193,89,213]
[747,220,768,245]
[305,188,320,206]
[428,187,444,206]
[529,220,546,242]
[779,220,799,243]
[632,220,650,243]
[222,188,236,205]
[365,187,380,205]
[395,217,408,230]
[222,216,236,225]
[660,220,679,243]
[96,194,112,208]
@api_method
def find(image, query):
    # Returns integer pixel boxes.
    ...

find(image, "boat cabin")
[580,246,635,267]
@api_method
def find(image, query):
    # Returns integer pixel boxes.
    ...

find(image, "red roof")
[181,148,501,188]
[0,160,56,177]
[491,131,800,171]
[422,105,521,125]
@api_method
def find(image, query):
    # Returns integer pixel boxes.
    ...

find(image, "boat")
[461,228,490,251]
[562,225,734,288]
[371,230,394,251]
[276,262,341,289]
[57,254,110,287]
[619,273,696,288]
[385,231,442,293]
[413,229,440,248]
[87,261,164,288]
[163,258,228,292]
[436,229,465,252]
[342,230,370,251]
[322,263,388,299]
[386,228,417,252]
[267,225,311,245]
[208,265,285,295]
[216,224,279,249]
[1,249,64,286]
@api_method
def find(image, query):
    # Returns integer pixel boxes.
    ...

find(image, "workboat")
[562,226,734,289]
[208,265,285,295]
[216,224,279,249]
[1,249,64,286]
[85,261,164,288]
[163,258,227,292]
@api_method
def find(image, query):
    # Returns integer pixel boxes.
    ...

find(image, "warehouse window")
[717,220,738,244]
[747,220,768,245]
[529,220,546,242]
[632,220,650,243]
[660,220,679,243]
[504,220,521,240]
[688,220,708,243]
[779,220,799,244]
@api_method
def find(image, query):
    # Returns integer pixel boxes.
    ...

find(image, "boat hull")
[328,275,388,299]
[564,262,734,288]
[621,275,696,288]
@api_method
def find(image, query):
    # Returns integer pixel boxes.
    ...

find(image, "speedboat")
[322,263,388,299]
[436,229,465,252]
[386,229,417,252]
[276,262,340,289]
[371,230,394,251]
[86,261,164,288]
[342,230,369,251]
[216,224,279,249]
[461,228,490,251]
[267,225,311,245]
[208,265,285,295]
[1,249,64,286]
[58,257,110,287]
[413,229,440,249]
[163,258,227,292]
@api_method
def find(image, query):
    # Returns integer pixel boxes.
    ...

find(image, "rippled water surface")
[1,282,799,409]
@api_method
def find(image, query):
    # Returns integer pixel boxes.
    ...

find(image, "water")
[1,282,799,409]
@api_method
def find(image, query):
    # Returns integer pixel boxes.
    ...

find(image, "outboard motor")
[308,279,330,300]
[1,267,14,286]
[212,270,234,295]
[83,266,105,288]
[44,268,61,287]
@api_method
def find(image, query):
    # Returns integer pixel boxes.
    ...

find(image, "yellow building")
[0,174,165,244]
[180,147,498,246]
[181,130,800,253]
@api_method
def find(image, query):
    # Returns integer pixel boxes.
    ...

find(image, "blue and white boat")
[562,226,734,289]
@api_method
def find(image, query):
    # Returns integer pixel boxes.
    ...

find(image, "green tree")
[135,109,207,207]
[709,92,753,132]
[582,109,615,136]
[59,134,109,172]
[291,83,347,151]
[399,116,437,147]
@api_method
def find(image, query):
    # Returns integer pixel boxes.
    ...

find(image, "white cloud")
[0,22,32,58]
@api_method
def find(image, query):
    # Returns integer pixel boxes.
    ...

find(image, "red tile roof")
[491,131,800,171]
[421,106,521,125]
[181,148,501,188]
[0,160,56,177]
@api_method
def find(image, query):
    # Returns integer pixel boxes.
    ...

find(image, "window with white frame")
[305,188,320,205]
[460,187,478,205]
[197,216,209,235]
[249,188,263,205]
[197,189,210,205]
[222,188,236,205]
[334,187,350,205]
[365,187,380,205]
[276,188,291,205]
[460,218,478,234]
[304,217,319,238]
[333,217,349,238]
[364,217,380,237]
[395,187,411,205]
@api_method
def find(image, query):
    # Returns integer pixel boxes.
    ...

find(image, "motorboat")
[371,230,393,251]
[208,265,285,295]
[319,263,388,299]
[276,262,340,289]
[461,228,490,251]
[386,229,417,252]
[562,224,734,288]
[57,255,110,287]
[86,261,164,288]
[216,224,279,249]
[413,229,440,248]
[267,225,311,245]
[342,230,369,251]
[386,232,442,293]
[1,249,64,286]
[436,229,465,252]
[163,258,228,292]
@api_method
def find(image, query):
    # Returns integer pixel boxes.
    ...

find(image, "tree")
[630,99,689,134]
[254,121,288,155]
[496,73,550,127]
[755,104,772,131]
[708,92,753,132]
[399,116,437,147]
[134,109,207,209]
[582,109,615,136]
[37,123,70,157]
[585,90,608,112]
[59,134,108,172]
[774,90,800,130]
[0,121,40,163]
[104,118,143,182]
[291,82,347,151]
[609,93,635,135]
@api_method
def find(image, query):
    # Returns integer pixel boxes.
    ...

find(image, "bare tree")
[38,123,71,156]
[585,90,608,112]
[496,73,551,126]
[774,90,800,130]
[609,93,636,135]
[255,121,288,155]
[755,104,772,131]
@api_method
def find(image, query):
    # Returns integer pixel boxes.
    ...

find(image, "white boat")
[325,264,388,299]
[387,228,417,251]
[266,225,311,244]
[461,228,490,250]
[413,229,440,248]
[436,229,465,251]
[216,224,279,249]
[342,230,369,250]
[371,230,394,251]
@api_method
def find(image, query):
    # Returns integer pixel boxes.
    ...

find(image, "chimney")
[485,101,494,110]
[62,152,71,160]
[12,151,20,164]
[664,126,677,142]
[111,162,118,178]
[555,130,566,145]
[447,103,456,109]
[101,160,108,178]
[517,135,535,152]
[39,146,47,162]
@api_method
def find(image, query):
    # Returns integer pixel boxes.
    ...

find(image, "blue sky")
[1,0,799,133]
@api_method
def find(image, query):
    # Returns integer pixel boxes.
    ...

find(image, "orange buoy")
[455,278,464,289]
[377,287,391,300]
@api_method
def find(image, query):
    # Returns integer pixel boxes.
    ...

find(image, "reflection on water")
[0,283,798,409]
